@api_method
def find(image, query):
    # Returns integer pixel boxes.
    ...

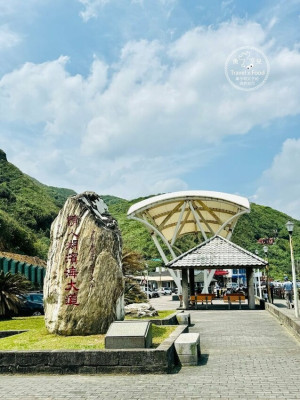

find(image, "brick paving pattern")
[0,308,299,400]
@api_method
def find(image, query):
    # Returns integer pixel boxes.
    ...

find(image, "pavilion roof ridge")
[166,235,268,269]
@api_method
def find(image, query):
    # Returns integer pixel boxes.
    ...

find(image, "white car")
[158,287,172,295]
[142,288,159,298]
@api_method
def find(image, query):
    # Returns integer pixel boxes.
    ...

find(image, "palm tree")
[0,272,31,319]
[122,250,147,305]
[122,249,145,275]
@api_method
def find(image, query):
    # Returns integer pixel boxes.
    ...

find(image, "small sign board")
[105,321,152,349]
[257,238,275,245]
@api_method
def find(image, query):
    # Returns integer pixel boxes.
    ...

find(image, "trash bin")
[259,299,265,310]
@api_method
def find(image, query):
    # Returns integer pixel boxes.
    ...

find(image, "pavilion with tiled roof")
[167,235,267,309]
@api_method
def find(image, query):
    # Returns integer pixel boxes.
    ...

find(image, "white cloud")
[0,1,24,16]
[78,0,177,21]
[0,0,44,18]
[0,25,21,50]
[1,20,300,200]
[78,0,112,21]
[254,139,300,219]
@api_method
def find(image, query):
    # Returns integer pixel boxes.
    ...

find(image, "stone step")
[174,332,200,366]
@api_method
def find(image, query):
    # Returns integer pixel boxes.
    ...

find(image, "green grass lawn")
[0,316,176,351]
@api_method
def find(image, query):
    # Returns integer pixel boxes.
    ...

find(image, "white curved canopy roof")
[127,190,250,243]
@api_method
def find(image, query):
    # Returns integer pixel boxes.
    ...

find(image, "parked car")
[17,292,44,316]
[158,287,172,295]
[142,288,159,299]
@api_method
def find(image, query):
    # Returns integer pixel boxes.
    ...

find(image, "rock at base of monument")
[105,321,152,349]
[124,303,158,318]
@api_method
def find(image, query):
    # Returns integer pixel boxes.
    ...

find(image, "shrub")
[0,272,31,319]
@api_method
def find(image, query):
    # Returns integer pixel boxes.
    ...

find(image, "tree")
[0,272,31,319]
[122,249,145,275]
[122,249,147,305]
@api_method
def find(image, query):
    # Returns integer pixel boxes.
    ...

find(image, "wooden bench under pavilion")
[223,293,246,309]
[190,294,215,309]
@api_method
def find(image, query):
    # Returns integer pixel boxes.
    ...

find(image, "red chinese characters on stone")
[66,239,79,251]
[65,216,81,306]
[65,279,79,292]
[65,252,78,264]
[65,293,79,306]
[64,266,79,278]
[67,215,80,227]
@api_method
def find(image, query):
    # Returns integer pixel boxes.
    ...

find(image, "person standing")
[283,277,293,309]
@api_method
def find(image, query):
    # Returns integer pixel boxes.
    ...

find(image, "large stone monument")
[44,191,124,335]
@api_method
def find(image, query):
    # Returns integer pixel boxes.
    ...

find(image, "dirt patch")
[0,252,46,268]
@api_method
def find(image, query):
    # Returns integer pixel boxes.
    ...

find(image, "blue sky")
[0,0,300,218]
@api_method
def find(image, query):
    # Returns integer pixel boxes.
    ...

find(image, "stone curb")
[0,324,188,375]
[148,311,179,326]
[265,302,300,339]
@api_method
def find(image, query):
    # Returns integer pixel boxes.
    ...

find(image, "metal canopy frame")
[127,191,250,293]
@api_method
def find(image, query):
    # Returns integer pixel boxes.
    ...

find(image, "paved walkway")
[0,305,299,400]
[273,298,299,317]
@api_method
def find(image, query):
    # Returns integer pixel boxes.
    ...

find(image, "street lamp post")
[285,221,299,318]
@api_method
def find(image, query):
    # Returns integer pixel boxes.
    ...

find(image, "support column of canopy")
[130,213,182,293]
[202,269,215,293]
[246,268,255,310]
[150,232,182,292]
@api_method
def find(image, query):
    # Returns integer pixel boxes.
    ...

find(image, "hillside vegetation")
[0,149,299,280]
[0,150,75,257]
[232,203,300,279]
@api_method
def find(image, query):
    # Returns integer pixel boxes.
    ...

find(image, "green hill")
[232,203,300,280]
[0,150,76,257]
[0,149,299,280]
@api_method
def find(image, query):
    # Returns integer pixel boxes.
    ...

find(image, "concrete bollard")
[174,333,200,366]
[176,312,191,326]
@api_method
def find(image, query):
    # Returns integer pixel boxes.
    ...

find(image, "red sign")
[257,238,275,245]
[214,270,229,276]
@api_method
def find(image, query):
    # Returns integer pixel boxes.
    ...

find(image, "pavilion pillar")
[182,268,189,310]
[247,268,255,310]
[189,268,195,296]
